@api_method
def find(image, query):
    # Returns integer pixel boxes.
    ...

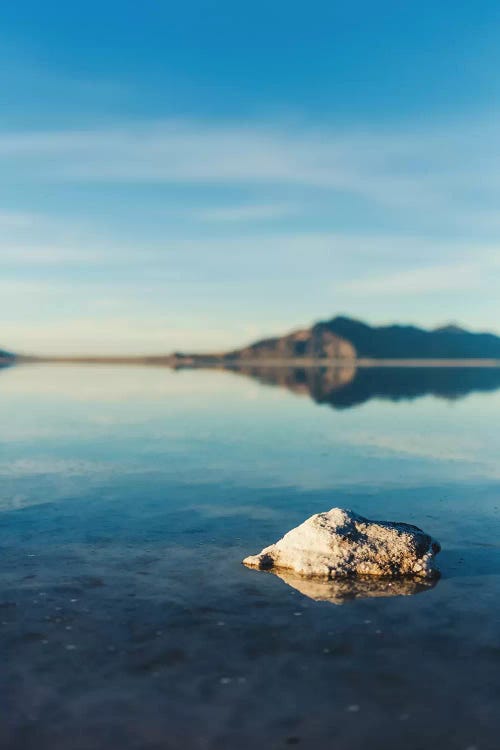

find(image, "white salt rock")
[243,508,440,580]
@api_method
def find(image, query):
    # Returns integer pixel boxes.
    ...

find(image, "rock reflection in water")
[269,569,439,605]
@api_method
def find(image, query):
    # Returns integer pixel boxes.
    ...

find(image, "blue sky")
[1,0,500,354]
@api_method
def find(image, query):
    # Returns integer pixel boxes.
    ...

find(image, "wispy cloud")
[0,211,38,228]
[1,223,494,285]
[335,247,500,296]
[0,246,105,265]
[196,202,295,222]
[1,116,499,223]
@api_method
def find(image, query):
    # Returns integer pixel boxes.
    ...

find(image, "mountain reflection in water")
[220,364,500,409]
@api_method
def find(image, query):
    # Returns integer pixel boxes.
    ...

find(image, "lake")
[1,363,500,750]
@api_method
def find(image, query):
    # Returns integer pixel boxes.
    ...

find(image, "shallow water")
[1,363,500,749]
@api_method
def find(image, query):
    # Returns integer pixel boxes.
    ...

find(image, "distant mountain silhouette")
[318,317,500,359]
[0,348,15,367]
[218,316,500,361]
[226,364,500,409]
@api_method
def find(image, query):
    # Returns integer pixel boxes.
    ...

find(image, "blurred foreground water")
[1,363,500,749]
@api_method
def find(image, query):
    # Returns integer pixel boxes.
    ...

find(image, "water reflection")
[267,569,439,604]
[3,361,500,410]
[218,364,500,409]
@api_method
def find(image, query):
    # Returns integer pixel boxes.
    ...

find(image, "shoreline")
[10,356,500,369]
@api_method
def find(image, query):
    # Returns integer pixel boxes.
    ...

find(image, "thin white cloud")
[0,116,499,220]
[197,202,295,222]
[0,226,496,282]
[0,211,38,228]
[0,210,122,265]
[0,246,105,265]
[336,251,500,296]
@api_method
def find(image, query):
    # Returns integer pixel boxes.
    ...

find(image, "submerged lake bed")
[1,364,500,749]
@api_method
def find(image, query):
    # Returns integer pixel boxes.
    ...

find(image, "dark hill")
[319,317,500,359]
[218,317,500,361]
[0,348,15,366]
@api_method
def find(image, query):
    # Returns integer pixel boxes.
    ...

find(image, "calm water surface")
[1,364,500,750]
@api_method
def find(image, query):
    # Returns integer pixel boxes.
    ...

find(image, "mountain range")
[178,316,500,363]
[3,316,500,364]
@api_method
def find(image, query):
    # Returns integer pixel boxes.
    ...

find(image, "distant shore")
[13,355,500,368]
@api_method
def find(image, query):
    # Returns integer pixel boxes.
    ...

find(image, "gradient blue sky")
[1,0,500,354]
